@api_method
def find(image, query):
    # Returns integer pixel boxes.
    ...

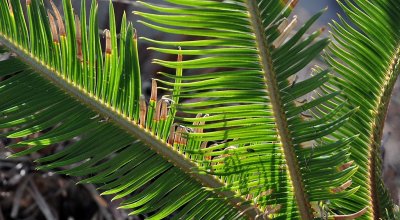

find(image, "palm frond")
[0,0,254,219]
[138,0,358,219]
[4,0,391,219]
[325,0,400,219]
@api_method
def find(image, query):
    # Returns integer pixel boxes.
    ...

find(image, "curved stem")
[369,44,400,219]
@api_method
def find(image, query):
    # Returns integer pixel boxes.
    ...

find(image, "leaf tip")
[50,0,66,37]
[139,95,147,127]
[75,14,83,61]
[331,180,352,194]
[104,29,112,55]
[333,207,368,219]
[151,79,157,101]
[48,11,59,43]
[338,161,354,172]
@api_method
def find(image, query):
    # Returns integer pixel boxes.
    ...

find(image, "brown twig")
[11,175,31,218]
[27,180,56,220]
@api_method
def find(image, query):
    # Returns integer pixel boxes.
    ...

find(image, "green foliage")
[0,0,399,219]
[323,1,400,219]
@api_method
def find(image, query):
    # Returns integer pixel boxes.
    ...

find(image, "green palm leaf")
[0,1,250,219]
[0,0,361,219]
[324,0,400,219]
[137,0,359,219]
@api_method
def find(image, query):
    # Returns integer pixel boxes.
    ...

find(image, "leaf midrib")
[0,34,260,219]
[245,1,313,219]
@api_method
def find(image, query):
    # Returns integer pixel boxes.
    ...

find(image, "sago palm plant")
[0,0,398,219]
